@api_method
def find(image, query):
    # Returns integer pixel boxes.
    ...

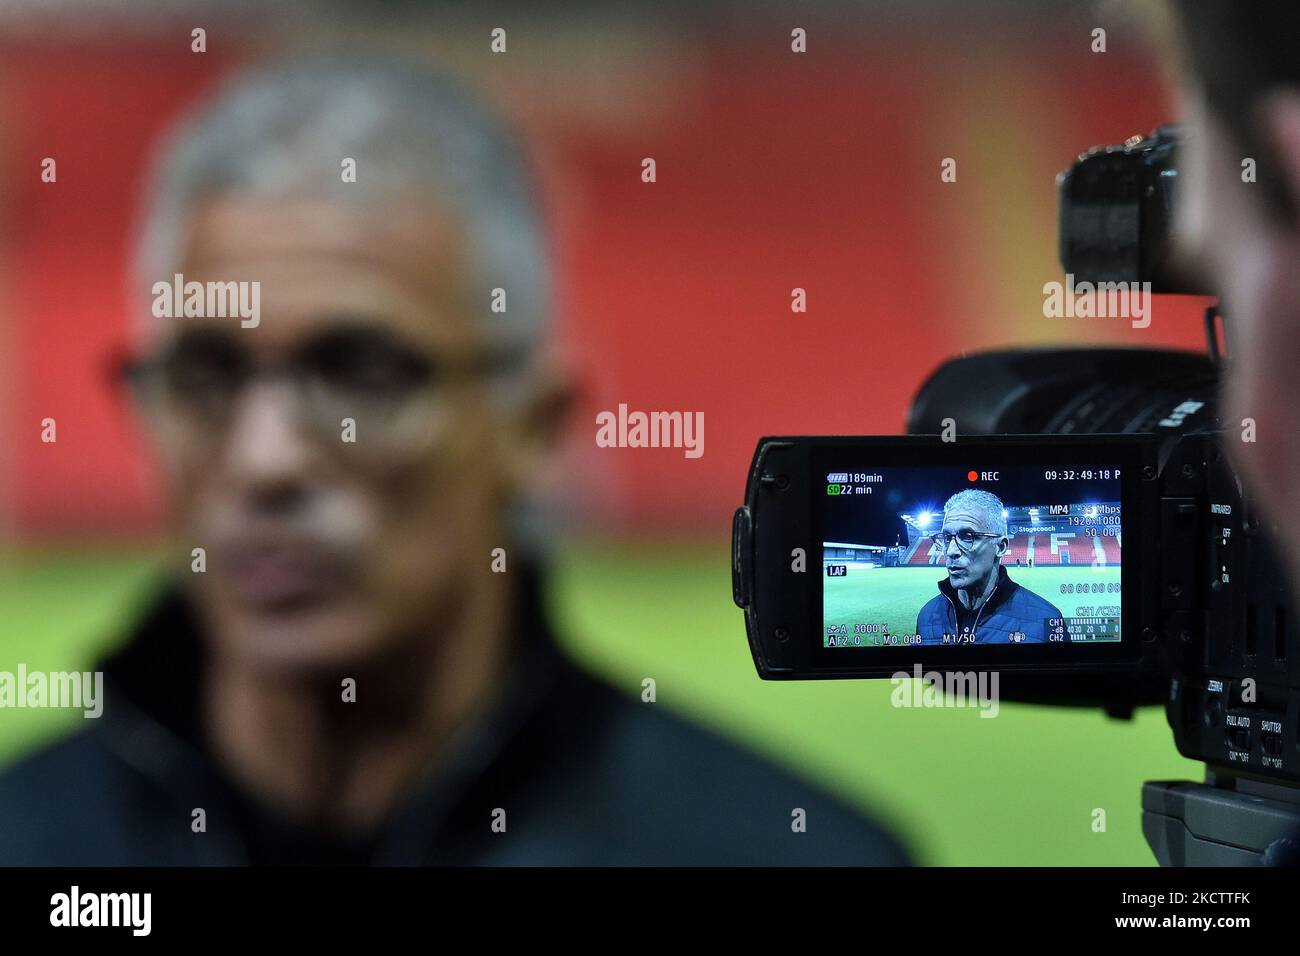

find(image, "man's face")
[940,506,1005,593]
[138,197,537,670]
[1177,87,1300,586]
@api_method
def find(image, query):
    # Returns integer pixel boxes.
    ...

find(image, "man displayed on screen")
[915,490,1064,644]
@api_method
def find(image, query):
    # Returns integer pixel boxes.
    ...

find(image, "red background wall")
[0,24,1210,537]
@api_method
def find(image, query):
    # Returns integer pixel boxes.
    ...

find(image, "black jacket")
[0,569,909,866]
[916,564,1064,644]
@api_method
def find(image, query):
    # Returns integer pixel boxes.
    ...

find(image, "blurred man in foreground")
[0,53,907,865]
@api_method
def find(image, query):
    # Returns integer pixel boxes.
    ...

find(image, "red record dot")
[967,470,978,482]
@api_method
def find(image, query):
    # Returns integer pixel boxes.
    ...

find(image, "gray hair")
[134,50,549,350]
[943,488,1008,538]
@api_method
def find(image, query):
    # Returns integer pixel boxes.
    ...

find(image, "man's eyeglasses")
[119,327,527,455]
[930,529,1002,552]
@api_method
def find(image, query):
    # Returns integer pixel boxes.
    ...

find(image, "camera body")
[732,127,1300,863]
[907,349,1299,781]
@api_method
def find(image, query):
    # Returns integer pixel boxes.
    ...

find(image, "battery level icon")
[826,472,849,483]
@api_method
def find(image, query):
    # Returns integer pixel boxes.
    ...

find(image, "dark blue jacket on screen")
[915,564,1063,644]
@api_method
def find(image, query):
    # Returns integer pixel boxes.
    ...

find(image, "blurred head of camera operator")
[1165,3,1300,587]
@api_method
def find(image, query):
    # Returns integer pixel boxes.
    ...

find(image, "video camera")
[732,126,1300,866]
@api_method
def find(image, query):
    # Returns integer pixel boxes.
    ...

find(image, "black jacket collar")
[92,562,581,864]
[98,562,559,743]
[937,563,1017,617]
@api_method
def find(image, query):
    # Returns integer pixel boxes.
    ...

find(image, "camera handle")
[1143,775,1300,865]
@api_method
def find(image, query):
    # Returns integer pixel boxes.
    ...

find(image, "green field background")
[825,565,1121,643]
[0,541,1199,865]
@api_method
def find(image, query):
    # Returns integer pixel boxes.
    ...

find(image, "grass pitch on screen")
[823,565,1121,640]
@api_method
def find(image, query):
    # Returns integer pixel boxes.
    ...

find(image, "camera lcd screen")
[819,464,1124,650]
